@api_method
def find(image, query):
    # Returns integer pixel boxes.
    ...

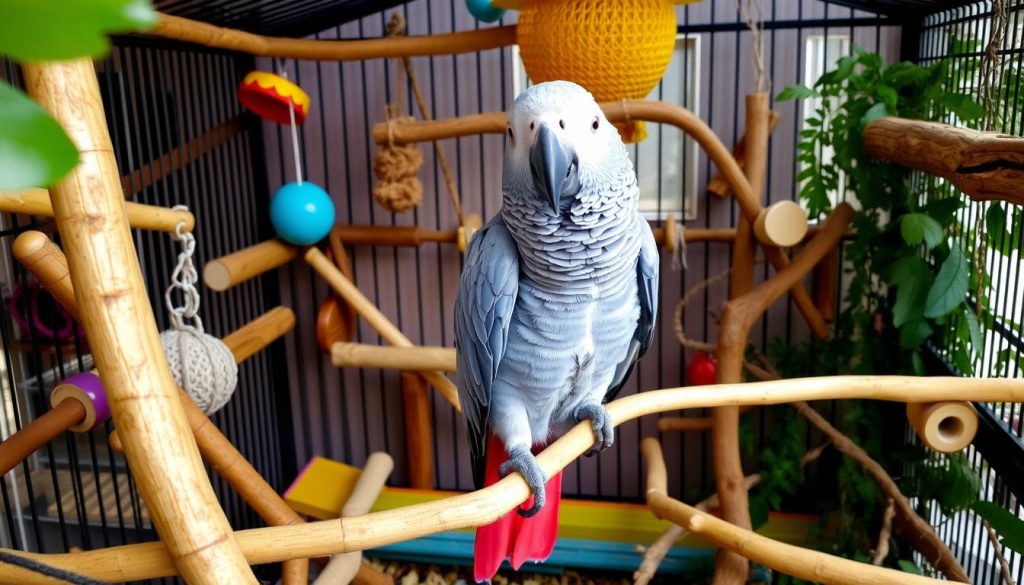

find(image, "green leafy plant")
[970,501,1024,554]
[0,0,156,189]
[777,44,985,374]
[748,40,1023,572]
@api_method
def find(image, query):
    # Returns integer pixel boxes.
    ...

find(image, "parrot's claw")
[575,403,614,457]
[499,447,547,518]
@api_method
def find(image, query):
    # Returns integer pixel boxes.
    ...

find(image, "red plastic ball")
[687,352,717,386]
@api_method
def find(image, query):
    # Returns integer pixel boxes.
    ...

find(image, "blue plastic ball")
[270,182,335,245]
[465,0,506,22]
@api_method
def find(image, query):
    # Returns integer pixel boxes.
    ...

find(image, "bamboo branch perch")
[791,401,969,582]
[641,439,958,585]
[1,375,1020,583]
[147,13,517,61]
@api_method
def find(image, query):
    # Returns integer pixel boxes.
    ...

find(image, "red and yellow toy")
[237,71,311,126]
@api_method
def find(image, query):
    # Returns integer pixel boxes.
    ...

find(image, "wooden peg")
[754,201,809,248]
[0,189,196,233]
[906,402,978,453]
[331,342,456,373]
[204,239,299,292]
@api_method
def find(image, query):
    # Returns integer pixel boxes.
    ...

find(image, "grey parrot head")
[502,81,627,215]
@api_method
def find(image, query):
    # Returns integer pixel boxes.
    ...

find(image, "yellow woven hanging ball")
[517,0,678,143]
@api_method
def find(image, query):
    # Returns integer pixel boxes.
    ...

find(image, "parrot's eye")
[592,117,600,132]
[506,126,514,142]
[559,119,565,129]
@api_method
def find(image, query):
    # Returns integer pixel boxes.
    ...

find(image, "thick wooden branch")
[862,117,1024,206]
[22,59,255,583]
[791,401,969,582]
[641,439,958,585]
[1,376,1020,583]
[146,13,516,61]
[708,110,781,198]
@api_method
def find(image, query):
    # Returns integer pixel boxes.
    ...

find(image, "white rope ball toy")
[160,210,238,415]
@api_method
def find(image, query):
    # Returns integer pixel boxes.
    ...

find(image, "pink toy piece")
[50,372,109,432]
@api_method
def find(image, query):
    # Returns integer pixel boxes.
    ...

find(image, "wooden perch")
[862,117,1024,206]
[641,439,956,585]
[707,111,781,198]
[0,189,195,233]
[305,247,460,411]
[23,58,254,583]
[148,13,516,61]
[11,230,310,585]
[791,401,969,582]
[332,342,456,373]
[1,375,1020,583]
[634,443,827,585]
[204,239,299,292]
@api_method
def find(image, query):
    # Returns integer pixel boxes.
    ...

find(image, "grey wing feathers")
[604,221,660,403]
[454,217,519,489]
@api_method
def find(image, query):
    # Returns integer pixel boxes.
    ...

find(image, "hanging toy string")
[165,207,204,334]
[282,69,304,186]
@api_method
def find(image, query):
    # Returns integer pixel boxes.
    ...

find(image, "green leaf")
[0,0,156,62]
[964,306,984,354]
[891,256,932,327]
[861,102,889,126]
[900,318,934,350]
[937,92,985,121]
[0,82,79,189]
[986,203,1008,249]
[924,246,969,318]
[911,351,925,375]
[900,213,944,249]
[898,560,922,575]
[970,501,1024,554]
[776,85,818,102]
[875,84,898,108]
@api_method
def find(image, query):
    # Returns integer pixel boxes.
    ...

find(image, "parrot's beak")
[530,123,580,214]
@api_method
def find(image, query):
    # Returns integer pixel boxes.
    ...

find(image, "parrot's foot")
[499,447,547,518]
[574,403,614,457]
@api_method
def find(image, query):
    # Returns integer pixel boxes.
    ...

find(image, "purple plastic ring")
[50,372,109,432]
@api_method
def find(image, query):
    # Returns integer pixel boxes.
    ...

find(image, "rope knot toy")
[373,114,424,213]
[160,210,238,415]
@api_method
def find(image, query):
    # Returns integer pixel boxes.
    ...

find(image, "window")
[801,34,851,211]
[511,35,701,219]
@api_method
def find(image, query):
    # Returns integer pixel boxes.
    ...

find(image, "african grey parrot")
[454,80,659,582]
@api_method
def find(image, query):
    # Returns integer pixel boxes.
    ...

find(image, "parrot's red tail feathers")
[473,435,562,583]
[510,468,562,570]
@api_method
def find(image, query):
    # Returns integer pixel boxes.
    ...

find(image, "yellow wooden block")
[283,456,362,518]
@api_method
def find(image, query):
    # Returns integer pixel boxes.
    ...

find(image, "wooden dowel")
[204,239,299,292]
[222,307,296,364]
[332,342,456,373]
[763,246,829,340]
[5,375,1020,583]
[313,453,395,585]
[0,400,86,476]
[373,100,764,229]
[401,373,435,489]
[13,227,306,583]
[11,231,78,315]
[640,439,951,585]
[121,117,242,197]
[813,247,839,324]
[862,117,1024,206]
[148,13,517,61]
[713,93,771,585]
[305,248,461,412]
[707,111,781,198]
[333,225,457,247]
[0,189,196,233]
[23,58,255,583]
